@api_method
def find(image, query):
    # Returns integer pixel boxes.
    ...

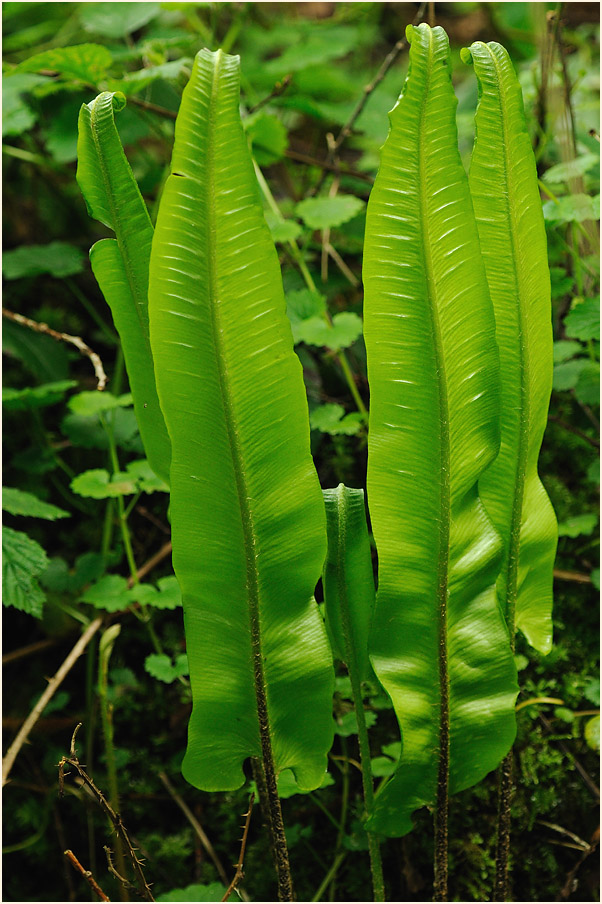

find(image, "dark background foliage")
[2,2,599,902]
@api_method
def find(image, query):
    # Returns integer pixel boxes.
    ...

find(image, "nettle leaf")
[295,195,365,230]
[61,407,142,452]
[574,362,600,405]
[16,43,113,84]
[2,527,48,619]
[71,459,167,499]
[108,58,191,95]
[585,716,600,752]
[152,576,182,609]
[295,311,363,350]
[557,513,598,538]
[3,380,76,411]
[564,297,600,341]
[2,487,69,520]
[82,2,160,39]
[81,574,131,612]
[335,709,377,737]
[2,73,47,137]
[310,404,362,436]
[41,552,105,594]
[245,112,288,166]
[542,154,600,185]
[542,193,600,223]
[2,242,85,279]
[67,390,133,417]
[265,215,302,244]
[553,340,582,364]
[144,652,189,684]
[553,357,589,391]
[156,883,227,903]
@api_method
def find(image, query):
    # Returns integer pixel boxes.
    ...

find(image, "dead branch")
[58,726,154,902]
[248,75,291,114]
[222,794,255,903]
[64,849,110,902]
[2,307,107,391]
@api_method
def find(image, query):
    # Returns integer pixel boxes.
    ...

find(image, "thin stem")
[493,750,513,901]
[329,736,350,900]
[312,852,347,903]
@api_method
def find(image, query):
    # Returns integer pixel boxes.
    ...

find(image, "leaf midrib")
[204,51,270,759]
[482,46,530,644]
[417,30,451,797]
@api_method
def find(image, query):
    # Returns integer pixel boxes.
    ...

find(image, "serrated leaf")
[2,380,76,411]
[124,459,169,494]
[543,154,600,185]
[144,652,189,683]
[542,193,600,223]
[61,407,141,452]
[108,58,191,95]
[152,576,183,609]
[335,709,377,737]
[286,288,327,324]
[564,297,600,341]
[2,73,47,137]
[553,340,582,364]
[245,112,288,166]
[82,2,160,39]
[265,213,302,244]
[310,404,362,436]
[16,43,112,84]
[295,311,363,350]
[156,883,227,902]
[557,513,598,538]
[81,574,131,612]
[575,361,600,405]
[553,357,589,391]
[2,242,85,280]
[584,716,600,752]
[71,468,136,499]
[2,527,48,619]
[2,487,69,520]
[67,391,133,417]
[295,195,365,230]
[583,678,600,706]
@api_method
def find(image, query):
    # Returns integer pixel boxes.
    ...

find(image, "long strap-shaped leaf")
[363,24,518,840]
[77,92,171,486]
[462,42,557,653]
[148,48,334,794]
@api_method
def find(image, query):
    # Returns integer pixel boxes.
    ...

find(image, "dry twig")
[248,75,291,114]
[2,307,107,390]
[59,725,155,902]
[64,849,110,902]
[222,794,255,903]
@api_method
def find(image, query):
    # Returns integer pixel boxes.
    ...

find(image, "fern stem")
[493,749,513,901]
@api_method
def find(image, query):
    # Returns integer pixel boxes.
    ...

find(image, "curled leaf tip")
[405,23,415,43]
[460,46,473,65]
[111,91,126,112]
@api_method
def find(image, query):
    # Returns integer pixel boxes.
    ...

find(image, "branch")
[3,541,173,785]
[64,849,110,902]
[553,568,593,585]
[222,793,255,902]
[2,307,107,390]
[311,2,427,196]
[157,771,239,896]
[248,75,291,114]
[59,725,155,902]
[2,617,104,787]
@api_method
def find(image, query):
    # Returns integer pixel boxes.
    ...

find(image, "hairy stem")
[493,749,514,901]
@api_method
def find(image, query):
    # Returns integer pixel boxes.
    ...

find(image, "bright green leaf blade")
[82,2,160,39]
[148,48,334,793]
[323,485,376,684]
[2,487,70,520]
[81,574,131,612]
[564,297,600,341]
[362,24,518,837]
[77,91,171,488]
[2,527,48,618]
[542,193,599,223]
[465,40,558,653]
[2,380,76,411]
[557,513,598,538]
